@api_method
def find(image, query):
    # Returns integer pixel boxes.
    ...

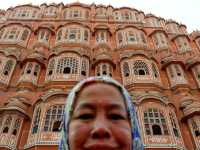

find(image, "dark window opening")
[173,128,179,137]
[3,71,8,76]
[32,126,38,134]
[3,127,9,133]
[63,67,71,74]
[48,70,53,75]
[97,73,100,76]
[195,130,200,137]
[52,121,61,132]
[34,72,37,76]
[177,73,181,76]
[81,71,86,76]
[152,124,162,135]
[27,70,31,74]
[109,73,112,77]
[125,73,129,77]
[139,69,145,75]
[103,71,107,75]
[12,129,17,135]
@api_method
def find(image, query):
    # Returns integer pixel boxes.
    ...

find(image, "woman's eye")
[109,114,125,120]
[77,114,94,120]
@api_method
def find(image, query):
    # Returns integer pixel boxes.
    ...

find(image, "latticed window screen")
[33,64,40,76]
[144,108,169,135]
[169,113,180,137]
[0,116,2,130]
[32,107,41,134]
[81,59,87,76]
[3,59,14,76]
[194,65,200,81]
[191,118,200,137]
[152,63,159,78]
[12,119,21,136]
[118,32,123,44]
[168,65,174,78]
[43,105,65,132]
[21,29,29,41]
[2,116,12,133]
[174,64,182,76]
[56,57,78,74]
[123,62,130,77]
[48,59,55,76]
[0,29,5,39]
[133,60,149,75]
[96,63,112,77]
[26,63,33,74]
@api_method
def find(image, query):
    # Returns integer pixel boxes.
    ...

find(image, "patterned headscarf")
[59,76,144,150]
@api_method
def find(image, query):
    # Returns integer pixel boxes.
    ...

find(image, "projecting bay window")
[188,117,200,149]
[192,65,200,88]
[117,29,147,46]
[166,64,187,87]
[37,29,50,44]
[19,62,41,85]
[0,115,22,149]
[175,36,191,53]
[95,63,113,77]
[46,53,89,81]
[0,56,16,85]
[152,32,168,49]
[0,26,30,43]
[121,59,161,85]
[56,27,89,44]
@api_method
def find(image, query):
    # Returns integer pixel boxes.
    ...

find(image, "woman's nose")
[91,117,111,139]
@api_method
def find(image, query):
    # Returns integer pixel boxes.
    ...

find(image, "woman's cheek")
[69,121,91,148]
[112,122,132,147]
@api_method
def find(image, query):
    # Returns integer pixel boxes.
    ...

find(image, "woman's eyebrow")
[74,102,95,111]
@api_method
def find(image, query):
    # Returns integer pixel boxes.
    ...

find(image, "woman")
[59,76,144,150]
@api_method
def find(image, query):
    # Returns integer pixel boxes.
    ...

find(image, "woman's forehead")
[73,82,126,107]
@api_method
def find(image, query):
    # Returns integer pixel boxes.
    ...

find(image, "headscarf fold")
[59,76,144,150]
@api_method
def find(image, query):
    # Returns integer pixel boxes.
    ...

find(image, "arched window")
[144,108,168,135]
[43,105,64,132]
[12,119,21,136]
[3,59,14,76]
[57,30,62,41]
[169,113,180,137]
[32,107,41,134]
[123,62,130,77]
[47,59,55,76]
[2,116,12,133]
[21,29,29,41]
[133,60,149,75]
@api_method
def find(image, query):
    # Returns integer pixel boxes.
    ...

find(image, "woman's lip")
[84,143,118,150]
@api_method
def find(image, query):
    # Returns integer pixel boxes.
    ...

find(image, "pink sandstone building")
[0,2,199,150]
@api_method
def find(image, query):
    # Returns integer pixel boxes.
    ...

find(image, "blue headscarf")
[59,76,144,150]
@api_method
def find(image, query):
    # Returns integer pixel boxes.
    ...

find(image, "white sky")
[0,0,199,33]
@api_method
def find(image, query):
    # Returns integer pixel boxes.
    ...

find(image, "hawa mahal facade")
[0,2,199,150]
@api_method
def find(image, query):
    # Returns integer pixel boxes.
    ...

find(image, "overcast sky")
[0,0,199,33]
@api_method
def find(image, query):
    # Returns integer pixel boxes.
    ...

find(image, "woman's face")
[69,83,132,150]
